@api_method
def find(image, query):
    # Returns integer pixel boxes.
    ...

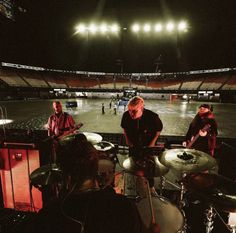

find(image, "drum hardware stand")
[159,175,189,233]
[205,206,234,233]
[179,173,187,209]
[205,206,215,233]
[159,176,165,196]
[178,173,188,233]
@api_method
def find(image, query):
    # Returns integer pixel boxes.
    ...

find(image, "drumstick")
[143,177,156,225]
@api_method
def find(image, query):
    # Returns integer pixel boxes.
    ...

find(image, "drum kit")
[121,148,236,233]
[29,133,236,233]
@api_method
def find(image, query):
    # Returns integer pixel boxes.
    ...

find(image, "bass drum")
[136,196,184,233]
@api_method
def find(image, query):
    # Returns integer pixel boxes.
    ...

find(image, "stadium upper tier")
[0,64,236,91]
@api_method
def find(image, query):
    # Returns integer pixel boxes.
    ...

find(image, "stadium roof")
[0,0,236,73]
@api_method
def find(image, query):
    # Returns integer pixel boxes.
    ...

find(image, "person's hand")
[199,129,207,137]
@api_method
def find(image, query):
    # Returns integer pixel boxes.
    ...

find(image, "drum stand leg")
[159,176,165,196]
[179,181,186,209]
[179,174,188,233]
[205,206,215,233]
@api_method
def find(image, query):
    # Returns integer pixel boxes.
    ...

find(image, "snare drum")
[136,196,184,233]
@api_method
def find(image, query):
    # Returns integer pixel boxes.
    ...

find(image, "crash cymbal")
[123,156,169,178]
[94,141,114,152]
[160,148,217,173]
[60,131,102,145]
[183,173,236,213]
[30,164,62,186]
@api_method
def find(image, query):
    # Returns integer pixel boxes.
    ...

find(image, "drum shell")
[136,196,184,233]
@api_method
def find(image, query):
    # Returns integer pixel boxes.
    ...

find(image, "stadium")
[0,1,236,233]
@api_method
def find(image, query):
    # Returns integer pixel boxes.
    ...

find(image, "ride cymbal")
[160,148,217,173]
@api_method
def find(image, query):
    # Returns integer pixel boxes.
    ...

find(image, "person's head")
[127,96,144,119]
[53,101,62,114]
[58,134,99,186]
[198,104,211,116]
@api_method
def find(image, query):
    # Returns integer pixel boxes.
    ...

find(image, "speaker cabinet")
[0,148,42,212]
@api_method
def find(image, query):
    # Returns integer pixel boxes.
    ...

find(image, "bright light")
[166,22,175,32]
[178,21,187,32]
[100,23,108,33]
[110,24,119,33]
[132,24,140,32]
[75,24,86,34]
[0,119,13,125]
[88,23,97,33]
[143,23,151,32]
[154,23,163,32]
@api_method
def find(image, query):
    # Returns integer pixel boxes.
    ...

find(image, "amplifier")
[0,148,43,212]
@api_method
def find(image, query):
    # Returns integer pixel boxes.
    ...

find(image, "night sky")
[0,0,236,73]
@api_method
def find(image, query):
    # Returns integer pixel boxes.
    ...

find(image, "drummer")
[121,96,163,194]
[27,134,147,233]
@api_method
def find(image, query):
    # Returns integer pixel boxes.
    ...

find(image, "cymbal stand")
[179,173,188,233]
[205,206,215,233]
[159,176,165,196]
[213,207,233,233]
[179,173,187,209]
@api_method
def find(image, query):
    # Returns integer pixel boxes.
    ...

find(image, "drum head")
[136,196,184,233]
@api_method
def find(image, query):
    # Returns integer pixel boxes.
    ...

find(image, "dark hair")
[58,134,99,183]
[199,104,210,109]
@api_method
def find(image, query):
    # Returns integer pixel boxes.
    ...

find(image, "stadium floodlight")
[75,23,86,34]
[100,23,108,33]
[166,22,175,32]
[154,23,163,32]
[88,23,97,34]
[143,23,151,33]
[178,21,187,32]
[132,23,140,33]
[110,24,119,33]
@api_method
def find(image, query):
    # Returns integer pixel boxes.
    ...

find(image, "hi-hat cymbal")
[30,164,62,187]
[94,141,114,152]
[60,131,102,145]
[123,156,169,178]
[183,173,236,213]
[160,148,217,173]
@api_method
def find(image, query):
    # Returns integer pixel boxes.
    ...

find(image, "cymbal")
[123,156,169,177]
[60,131,102,145]
[160,148,217,173]
[183,173,236,213]
[30,164,62,186]
[81,132,103,145]
[94,141,115,152]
